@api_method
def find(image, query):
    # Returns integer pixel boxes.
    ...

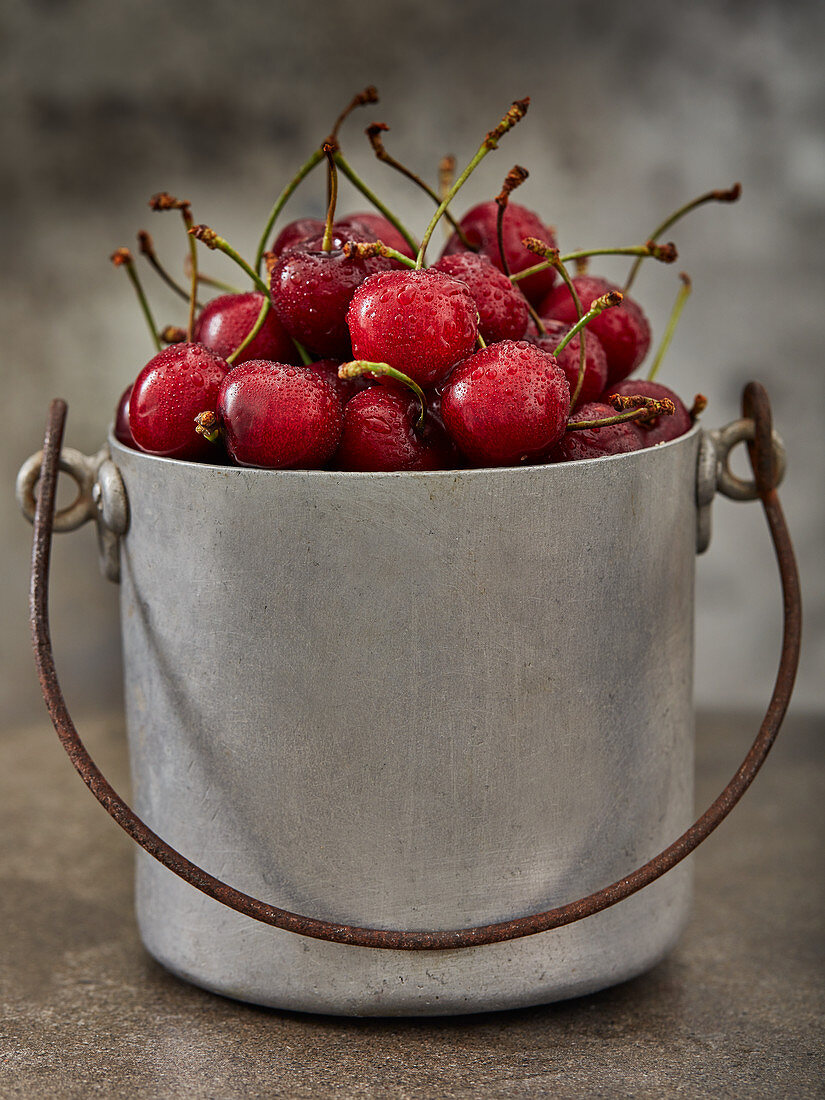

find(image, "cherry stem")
[226,295,271,365]
[566,395,675,432]
[476,331,487,349]
[328,85,379,145]
[342,240,417,268]
[110,247,161,352]
[689,393,708,422]
[553,291,623,356]
[189,226,270,297]
[292,339,313,366]
[511,241,677,284]
[647,272,692,381]
[161,325,186,344]
[194,410,222,444]
[366,123,472,246]
[624,182,741,292]
[149,192,198,341]
[254,147,325,275]
[439,155,458,241]
[137,230,202,308]
[332,151,419,256]
[339,360,426,428]
[184,254,242,295]
[495,165,529,278]
[415,98,530,268]
[522,237,588,403]
[321,143,339,252]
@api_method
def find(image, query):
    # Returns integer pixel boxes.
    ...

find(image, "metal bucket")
[17,390,798,1017]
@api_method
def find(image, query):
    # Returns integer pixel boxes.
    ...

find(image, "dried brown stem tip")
[714,182,742,202]
[137,230,154,256]
[189,225,219,249]
[680,271,692,289]
[690,393,708,420]
[327,85,380,147]
[608,394,676,421]
[439,154,456,191]
[366,121,390,156]
[523,236,557,259]
[343,241,386,260]
[497,165,529,207]
[646,239,679,263]
[262,251,279,277]
[149,191,191,214]
[484,97,530,149]
[161,325,186,344]
[110,247,133,267]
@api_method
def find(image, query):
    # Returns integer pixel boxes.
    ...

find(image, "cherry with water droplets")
[540,275,651,385]
[193,292,300,366]
[529,319,608,409]
[129,343,230,461]
[335,387,449,472]
[433,252,528,343]
[442,200,558,306]
[271,217,325,257]
[440,340,570,466]
[216,360,343,469]
[114,384,137,449]
[346,269,478,389]
[335,212,416,259]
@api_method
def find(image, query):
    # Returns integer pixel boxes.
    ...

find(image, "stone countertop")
[1,711,823,1099]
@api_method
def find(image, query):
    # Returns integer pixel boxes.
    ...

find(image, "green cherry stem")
[292,339,313,366]
[566,396,675,432]
[415,97,530,269]
[184,254,243,295]
[553,291,623,356]
[623,182,741,292]
[226,294,271,365]
[511,241,677,284]
[342,240,417,268]
[332,151,419,256]
[476,331,487,349]
[321,143,339,252]
[189,226,271,297]
[366,123,472,245]
[254,146,325,275]
[339,360,427,428]
[137,230,201,308]
[647,272,692,381]
[110,247,161,352]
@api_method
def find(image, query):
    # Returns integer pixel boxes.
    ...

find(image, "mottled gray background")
[2,0,823,726]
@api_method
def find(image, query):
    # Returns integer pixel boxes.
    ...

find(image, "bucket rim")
[109,421,701,479]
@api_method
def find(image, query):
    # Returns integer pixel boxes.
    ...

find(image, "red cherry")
[346,269,478,388]
[270,247,399,359]
[540,275,651,384]
[549,401,644,462]
[441,200,558,305]
[271,217,325,257]
[193,292,300,366]
[305,358,369,405]
[440,340,570,466]
[433,253,528,343]
[335,212,416,259]
[605,379,691,445]
[130,343,230,461]
[335,387,447,471]
[530,320,609,409]
[218,360,343,469]
[114,384,137,449]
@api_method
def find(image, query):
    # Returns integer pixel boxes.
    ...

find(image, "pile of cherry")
[113,92,738,471]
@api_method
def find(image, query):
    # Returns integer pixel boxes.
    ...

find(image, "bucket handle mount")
[25,383,801,952]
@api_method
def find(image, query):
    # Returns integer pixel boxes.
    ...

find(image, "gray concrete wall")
[3,0,823,724]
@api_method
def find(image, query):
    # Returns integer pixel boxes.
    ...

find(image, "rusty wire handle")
[30,383,801,951]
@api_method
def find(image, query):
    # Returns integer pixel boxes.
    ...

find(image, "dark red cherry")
[346,269,478,388]
[549,401,644,463]
[540,275,651,384]
[335,387,448,472]
[440,340,570,466]
[218,360,343,468]
[530,320,609,409]
[305,358,369,405]
[271,217,325,257]
[441,200,558,306]
[605,379,691,446]
[129,343,230,461]
[193,292,300,366]
[270,247,399,359]
[335,212,416,259]
[114,384,137,449]
[433,253,528,343]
